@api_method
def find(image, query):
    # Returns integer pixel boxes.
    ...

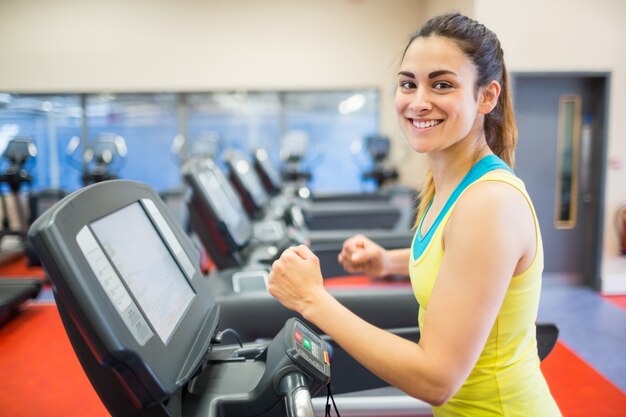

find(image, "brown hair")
[404,13,518,222]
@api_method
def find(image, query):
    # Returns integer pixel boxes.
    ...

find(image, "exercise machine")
[27,179,426,417]
[0,137,43,326]
[253,147,417,224]
[361,135,399,188]
[25,189,68,266]
[0,136,37,246]
[26,134,128,266]
[279,131,312,183]
[257,132,412,202]
[66,133,128,186]
[28,179,331,417]
[182,157,414,278]
[224,149,414,231]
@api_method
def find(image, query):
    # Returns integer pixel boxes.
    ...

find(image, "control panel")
[284,319,331,385]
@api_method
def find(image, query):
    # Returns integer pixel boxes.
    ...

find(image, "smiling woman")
[268,12,562,417]
[394,40,496,157]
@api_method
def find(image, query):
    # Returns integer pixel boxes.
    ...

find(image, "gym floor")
[538,281,626,394]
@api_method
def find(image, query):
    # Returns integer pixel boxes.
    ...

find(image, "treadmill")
[182,157,414,278]
[0,137,44,326]
[28,179,433,417]
[67,133,128,186]
[224,149,412,232]
[253,145,417,208]
[27,133,129,267]
[0,137,37,244]
[361,135,401,189]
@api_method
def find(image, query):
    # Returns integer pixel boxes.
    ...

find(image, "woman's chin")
[404,139,432,154]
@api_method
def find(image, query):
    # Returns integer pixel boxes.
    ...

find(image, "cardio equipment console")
[28,180,330,417]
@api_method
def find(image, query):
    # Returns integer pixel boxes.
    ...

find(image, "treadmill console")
[28,180,220,414]
[253,148,283,194]
[183,157,254,269]
[224,149,270,214]
[283,318,331,385]
[29,180,331,417]
[2,136,37,166]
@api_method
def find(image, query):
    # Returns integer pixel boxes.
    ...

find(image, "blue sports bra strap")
[412,155,514,260]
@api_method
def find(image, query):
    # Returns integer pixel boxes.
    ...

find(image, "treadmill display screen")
[259,155,282,188]
[237,159,269,207]
[197,170,242,231]
[242,166,269,207]
[90,202,195,344]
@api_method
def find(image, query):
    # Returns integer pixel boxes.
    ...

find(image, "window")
[555,95,581,229]
[85,93,180,192]
[0,94,82,192]
[0,89,381,195]
[282,90,379,192]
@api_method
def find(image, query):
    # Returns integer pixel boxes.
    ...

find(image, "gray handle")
[279,373,314,417]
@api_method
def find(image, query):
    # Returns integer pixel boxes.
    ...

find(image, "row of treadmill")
[0,134,129,329]
[2,135,136,330]
[21,138,558,417]
[0,138,46,328]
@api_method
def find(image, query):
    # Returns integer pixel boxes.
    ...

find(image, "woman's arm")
[337,234,411,277]
[383,248,412,276]
[270,246,451,404]
[269,181,535,405]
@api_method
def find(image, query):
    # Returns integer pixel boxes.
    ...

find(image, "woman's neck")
[428,136,492,202]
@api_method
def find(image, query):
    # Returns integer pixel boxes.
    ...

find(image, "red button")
[294,330,303,343]
[324,351,330,365]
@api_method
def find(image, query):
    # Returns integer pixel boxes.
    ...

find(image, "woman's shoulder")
[450,174,534,232]
[443,174,535,263]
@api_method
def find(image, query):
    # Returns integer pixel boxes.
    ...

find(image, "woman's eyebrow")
[428,70,457,79]
[398,70,457,79]
[398,71,415,78]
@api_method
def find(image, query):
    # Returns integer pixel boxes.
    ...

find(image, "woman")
[268,13,561,416]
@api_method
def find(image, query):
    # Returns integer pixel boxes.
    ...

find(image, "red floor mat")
[0,255,46,279]
[604,295,626,312]
[541,341,626,416]
[0,305,108,417]
[324,275,412,288]
[1,303,625,417]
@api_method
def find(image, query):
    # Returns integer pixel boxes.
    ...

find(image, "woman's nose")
[409,89,433,114]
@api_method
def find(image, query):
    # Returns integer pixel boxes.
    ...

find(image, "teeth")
[413,119,441,129]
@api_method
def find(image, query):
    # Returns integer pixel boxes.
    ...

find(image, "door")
[512,73,608,288]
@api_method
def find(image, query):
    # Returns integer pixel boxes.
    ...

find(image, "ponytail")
[484,65,517,168]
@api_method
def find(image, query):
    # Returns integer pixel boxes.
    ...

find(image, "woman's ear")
[478,80,501,115]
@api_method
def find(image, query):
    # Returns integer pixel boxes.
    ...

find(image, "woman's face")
[395,36,484,155]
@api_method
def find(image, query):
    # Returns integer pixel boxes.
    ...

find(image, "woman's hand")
[268,245,327,317]
[337,234,389,277]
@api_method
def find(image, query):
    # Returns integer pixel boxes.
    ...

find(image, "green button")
[303,337,312,350]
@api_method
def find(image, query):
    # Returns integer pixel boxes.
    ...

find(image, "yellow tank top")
[409,168,561,417]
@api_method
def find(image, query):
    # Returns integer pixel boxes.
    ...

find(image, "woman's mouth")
[411,119,443,129]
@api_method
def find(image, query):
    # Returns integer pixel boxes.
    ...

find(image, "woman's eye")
[399,80,416,89]
[433,81,452,90]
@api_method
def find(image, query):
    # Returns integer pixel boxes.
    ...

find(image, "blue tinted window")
[85,94,180,192]
[0,90,381,195]
[283,90,379,193]
[0,94,82,192]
